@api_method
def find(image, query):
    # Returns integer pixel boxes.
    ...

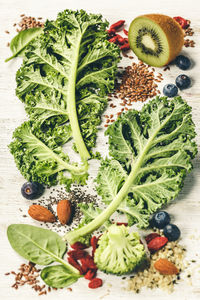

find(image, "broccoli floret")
[94,224,146,275]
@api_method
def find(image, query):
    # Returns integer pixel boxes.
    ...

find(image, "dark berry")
[150,211,171,229]
[175,74,191,90]
[175,55,191,70]
[21,182,44,200]
[163,224,181,241]
[163,84,178,97]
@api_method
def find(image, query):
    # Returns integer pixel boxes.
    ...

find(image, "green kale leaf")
[15,10,120,160]
[64,96,197,243]
[9,121,88,189]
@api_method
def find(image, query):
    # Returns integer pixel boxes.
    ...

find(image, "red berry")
[70,242,88,250]
[147,236,168,252]
[88,278,103,289]
[145,233,161,244]
[84,269,96,280]
[173,16,189,29]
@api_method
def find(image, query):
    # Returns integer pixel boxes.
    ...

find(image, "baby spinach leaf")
[7,224,66,265]
[5,27,43,62]
[41,265,81,288]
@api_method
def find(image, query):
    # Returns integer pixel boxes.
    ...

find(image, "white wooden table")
[0,0,200,299]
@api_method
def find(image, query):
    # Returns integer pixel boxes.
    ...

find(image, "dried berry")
[67,257,83,274]
[90,236,98,257]
[110,20,125,31]
[173,16,189,29]
[147,236,168,252]
[84,269,97,280]
[80,256,97,271]
[145,233,160,244]
[70,242,88,250]
[67,249,87,260]
[88,278,103,289]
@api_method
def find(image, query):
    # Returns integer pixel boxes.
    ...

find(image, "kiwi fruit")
[128,14,184,67]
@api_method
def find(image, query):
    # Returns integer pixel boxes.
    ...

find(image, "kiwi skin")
[129,14,184,66]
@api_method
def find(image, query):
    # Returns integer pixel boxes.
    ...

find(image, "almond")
[57,199,72,225]
[28,205,56,223]
[154,258,179,275]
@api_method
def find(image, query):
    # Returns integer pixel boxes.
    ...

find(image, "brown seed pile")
[14,14,44,32]
[184,39,195,48]
[103,61,163,126]
[183,20,195,48]
[115,61,163,103]
[19,188,99,233]
[5,261,52,295]
[127,241,186,294]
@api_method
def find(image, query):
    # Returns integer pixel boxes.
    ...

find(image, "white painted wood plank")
[0,0,200,299]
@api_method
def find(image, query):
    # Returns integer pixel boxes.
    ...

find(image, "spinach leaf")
[5,27,43,62]
[7,224,79,274]
[41,265,80,288]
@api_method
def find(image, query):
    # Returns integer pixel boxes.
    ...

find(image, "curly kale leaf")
[15,9,120,160]
[64,96,197,243]
[9,121,88,189]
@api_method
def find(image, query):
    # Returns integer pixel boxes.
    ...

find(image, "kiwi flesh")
[128,14,184,67]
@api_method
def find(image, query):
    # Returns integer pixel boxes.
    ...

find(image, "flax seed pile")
[5,14,44,46]
[14,14,44,32]
[115,61,163,103]
[104,61,163,126]
[184,20,195,48]
[127,241,186,293]
[5,261,50,295]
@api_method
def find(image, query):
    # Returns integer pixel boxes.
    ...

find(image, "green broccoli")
[94,224,147,275]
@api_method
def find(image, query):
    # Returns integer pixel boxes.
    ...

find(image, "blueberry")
[175,74,191,90]
[163,224,181,241]
[175,55,191,70]
[150,211,171,229]
[21,182,44,200]
[163,84,178,97]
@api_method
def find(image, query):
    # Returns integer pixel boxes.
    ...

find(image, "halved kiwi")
[128,14,184,67]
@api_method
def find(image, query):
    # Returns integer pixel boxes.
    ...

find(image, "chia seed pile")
[26,186,100,234]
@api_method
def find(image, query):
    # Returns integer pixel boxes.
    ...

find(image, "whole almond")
[154,258,179,275]
[28,205,56,223]
[57,199,72,225]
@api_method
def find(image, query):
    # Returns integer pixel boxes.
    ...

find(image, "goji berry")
[110,20,125,31]
[70,242,88,250]
[84,269,97,280]
[80,256,97,271]
[123,29,128,36]
[90,236,98,257]
[120,43,130,51]
[145,233,161,244]
[107,28,116,36]
[173,16,189,29]
[147,236,168,252]
[81,262,89,274]
[88,278,103,289]
[68,249,87,260]
[116,222,128,226]
[108,36,118,44]
[116,34,126,45]
[67,257,83,274]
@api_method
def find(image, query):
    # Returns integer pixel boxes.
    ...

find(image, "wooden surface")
[0,0,200,299]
